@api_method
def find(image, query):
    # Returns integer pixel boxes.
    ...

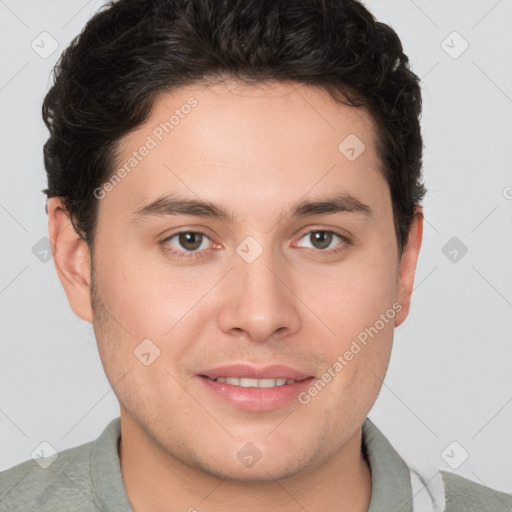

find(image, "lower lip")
[198,376,315,411]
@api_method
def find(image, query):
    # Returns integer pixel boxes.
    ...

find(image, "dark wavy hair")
[42,0,425,255]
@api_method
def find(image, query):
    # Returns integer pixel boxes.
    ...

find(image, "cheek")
[97,245,217,338]
[90,261,196,414]
[296,246,398,405]
[307,256,398,345]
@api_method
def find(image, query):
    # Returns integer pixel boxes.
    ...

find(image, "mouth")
[196,364,315,411]
[201,376,302,388]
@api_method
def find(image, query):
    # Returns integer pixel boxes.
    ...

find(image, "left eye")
[296,230,344,250]
[165,231,212,252]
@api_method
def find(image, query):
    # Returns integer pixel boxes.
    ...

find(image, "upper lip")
[199,364,313,381]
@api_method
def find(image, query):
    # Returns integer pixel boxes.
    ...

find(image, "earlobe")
[47,197,93,323]
[394,207,423,328]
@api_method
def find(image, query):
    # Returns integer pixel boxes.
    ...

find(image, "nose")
[217,247,302,343]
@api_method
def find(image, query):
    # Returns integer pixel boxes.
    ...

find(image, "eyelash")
[161,229,350,260]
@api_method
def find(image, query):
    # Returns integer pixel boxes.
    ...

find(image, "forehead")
[103,80,387,223]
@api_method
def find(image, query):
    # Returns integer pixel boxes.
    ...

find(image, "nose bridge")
[218,242,301,341]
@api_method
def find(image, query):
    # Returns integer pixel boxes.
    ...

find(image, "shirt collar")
[362,417,413,512]
[91,417,133,512]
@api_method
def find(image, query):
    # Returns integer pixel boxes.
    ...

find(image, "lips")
[199,363,312,381]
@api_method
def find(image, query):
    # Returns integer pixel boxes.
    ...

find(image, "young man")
[1,0,511,510]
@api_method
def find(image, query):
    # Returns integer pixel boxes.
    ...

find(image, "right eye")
[162,231,214,258]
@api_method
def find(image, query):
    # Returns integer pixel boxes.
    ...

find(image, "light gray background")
[1,0,511,495]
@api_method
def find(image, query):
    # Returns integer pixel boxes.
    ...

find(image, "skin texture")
[48,80,423,512]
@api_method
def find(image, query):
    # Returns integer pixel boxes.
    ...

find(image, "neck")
[119,414,372,512]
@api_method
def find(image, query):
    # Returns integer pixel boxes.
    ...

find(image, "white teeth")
[257,378,279,388]
[212,377,296,387]
[240,378,259,387]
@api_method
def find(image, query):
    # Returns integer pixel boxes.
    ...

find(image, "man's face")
[83,80,417,480]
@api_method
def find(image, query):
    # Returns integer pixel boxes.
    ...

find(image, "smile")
[207,377,297,387]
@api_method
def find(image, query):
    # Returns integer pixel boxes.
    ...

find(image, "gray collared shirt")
[362,417,444,511]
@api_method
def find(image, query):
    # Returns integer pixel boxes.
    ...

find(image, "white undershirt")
[410,468,447,511]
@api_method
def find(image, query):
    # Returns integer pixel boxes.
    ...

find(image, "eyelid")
[160,227,216,245]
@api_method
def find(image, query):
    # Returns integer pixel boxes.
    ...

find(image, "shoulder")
[441,470,512,511]
[0,437,99,512]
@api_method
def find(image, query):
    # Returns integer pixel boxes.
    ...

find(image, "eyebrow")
[131,192,371,225]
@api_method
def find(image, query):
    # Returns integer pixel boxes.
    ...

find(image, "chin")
[187,442,317,483]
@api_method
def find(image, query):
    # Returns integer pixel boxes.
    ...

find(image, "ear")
[47,197,93,323]
[394,207,423,327]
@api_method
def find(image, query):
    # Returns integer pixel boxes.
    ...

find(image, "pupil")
[311,231,332,249]
[179,232,202,251]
